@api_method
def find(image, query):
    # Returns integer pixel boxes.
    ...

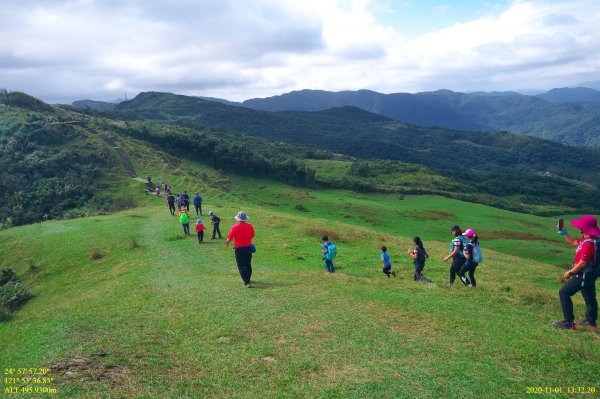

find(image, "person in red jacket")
[554,215,599,330]
[226,212,255,288]
[195,219,205,244]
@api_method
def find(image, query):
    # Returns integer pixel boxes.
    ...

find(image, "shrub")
[0,305,9,322]
[0,269,17,286]
[0,280,33,312]
[294,204,309,212]
[90,250,105,260]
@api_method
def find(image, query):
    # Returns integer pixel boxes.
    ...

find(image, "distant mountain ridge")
[229,88,600,147]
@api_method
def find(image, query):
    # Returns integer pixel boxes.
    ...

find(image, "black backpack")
[583,238,600,276]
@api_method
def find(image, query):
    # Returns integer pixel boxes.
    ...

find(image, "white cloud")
[0,0,599,102]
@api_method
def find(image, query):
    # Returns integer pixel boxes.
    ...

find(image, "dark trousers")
[212,223,222,239]
[458,261,479,286]
[449,257,466,284]
[235,246,253,285]
[559,273,598,324]
[197,230,204,243]
[414,263,431,282]
[383,266,391,277]
[324,259,335,273]
[195,204,202,215]
[168,203,175,215]
[182,223,189,235]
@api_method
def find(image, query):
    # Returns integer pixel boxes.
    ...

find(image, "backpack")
[325,243,337,260]
[180,212,189,224]
[582,238,600,275]
[472,244,484,263]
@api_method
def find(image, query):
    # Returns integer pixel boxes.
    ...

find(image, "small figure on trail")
[195,219,205,244]
[155,186,160,196]
[226,212,255,288]
[209,211,223,239]
[553,215,599,330]
[458,229,481,288]
[179,207,190,235]
[176,193,183,209]
[165,183,171,194]
[322,235,336,273]
[193,192,203,215]
[167,193,176,215]
[408,237,432,283]
[380,246,396,278]
[181,191,190,211]
[147,175,152,184]
[442,225,467,287]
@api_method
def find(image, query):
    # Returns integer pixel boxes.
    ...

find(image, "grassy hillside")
[1,144,598,398]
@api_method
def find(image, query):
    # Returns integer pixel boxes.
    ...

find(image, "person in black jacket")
[209,211,223,239]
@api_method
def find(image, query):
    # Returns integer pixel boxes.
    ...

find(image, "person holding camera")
[553,215,599,330]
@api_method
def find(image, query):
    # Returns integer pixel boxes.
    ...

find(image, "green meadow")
[0,124,596,398]
[1,144,599,399]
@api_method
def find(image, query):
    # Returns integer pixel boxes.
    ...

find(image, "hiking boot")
[574,320,597,329]
[552,320,576,330]
[244,282,252,288]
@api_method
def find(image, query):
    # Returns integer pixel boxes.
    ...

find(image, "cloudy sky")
[1,0,599,103]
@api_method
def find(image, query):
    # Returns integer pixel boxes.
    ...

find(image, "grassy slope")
[0,135,598,399]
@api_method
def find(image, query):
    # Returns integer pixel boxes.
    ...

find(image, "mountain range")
[74,86,600,147]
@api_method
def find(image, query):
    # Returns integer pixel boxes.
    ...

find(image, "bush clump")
[0,269,33,320]
[0,280,33,312]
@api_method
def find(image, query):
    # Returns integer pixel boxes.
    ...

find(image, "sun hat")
[462,228,476,237]
[234,211,249,222]
[197,219,202,224]
[571,215,600,236]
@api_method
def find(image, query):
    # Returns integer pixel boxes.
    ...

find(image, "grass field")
[1,135,598,398]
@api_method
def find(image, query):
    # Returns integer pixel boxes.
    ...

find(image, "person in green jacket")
[179,208,190,235]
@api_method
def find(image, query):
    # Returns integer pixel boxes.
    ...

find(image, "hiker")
[226,212,255,288]
[458,229,480,288]
[167,193,176,215]
[408,236,432,282]
[147,175,152,184]
[322,235,336,273]
[155,186,160,196]
[193,193,203,215]
[209,211,223,239]
[380,246,396,277]
[176,193,183,209]
[179,208,190,235]
[442,225,467,286]
[195,219,205,244]
[165,183,171,194]
[553,215,599,330]
[181,191,190,211]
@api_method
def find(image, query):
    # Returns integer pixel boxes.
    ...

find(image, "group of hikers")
[157,183,598,330]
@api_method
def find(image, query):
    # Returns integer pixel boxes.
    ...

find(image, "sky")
[1,0,599,103]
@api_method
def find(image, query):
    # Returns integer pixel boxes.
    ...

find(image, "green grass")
[0,139,598,398]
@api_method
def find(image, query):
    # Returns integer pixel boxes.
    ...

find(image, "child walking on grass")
[408,236,432,282]
[380,246,396,277]
[195,219,205,244]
